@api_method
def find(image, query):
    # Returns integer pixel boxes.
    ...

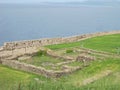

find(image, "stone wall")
[46,50,74,60]
[3,37,80,50]
[0,59,2,64]
[2,30,120,50]
[1,60,56,78]
[1,59,82,78]
[76,55,95,62]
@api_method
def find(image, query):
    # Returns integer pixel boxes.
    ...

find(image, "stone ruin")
[0,48,84,78]
[0,59,2,64]
[76,55,96,62]
[0,31,120,78]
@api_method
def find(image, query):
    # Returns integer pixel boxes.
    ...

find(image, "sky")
[0,0,86,3]
[0,0,120,4]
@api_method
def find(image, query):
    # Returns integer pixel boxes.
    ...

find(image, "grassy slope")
[58,58,120,90]
[0,65,52,90]
[0,34,120,90]
[46,34,120,53]
[1,58,119,90]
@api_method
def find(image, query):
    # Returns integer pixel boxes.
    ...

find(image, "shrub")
[66,49,73,53]
[37,50,47,56]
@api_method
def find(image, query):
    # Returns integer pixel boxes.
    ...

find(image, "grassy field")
[0,33,120,90]
[0,58,120,90]
[46,34,120,53]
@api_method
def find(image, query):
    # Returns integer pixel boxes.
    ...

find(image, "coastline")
[1,30,120,51]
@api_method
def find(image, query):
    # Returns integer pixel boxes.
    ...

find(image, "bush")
[66,49,73,53]
[37,50,47,56]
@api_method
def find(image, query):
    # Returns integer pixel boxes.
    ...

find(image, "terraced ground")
[0,34,120,90]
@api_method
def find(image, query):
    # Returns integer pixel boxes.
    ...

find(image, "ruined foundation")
[0,31,120,78]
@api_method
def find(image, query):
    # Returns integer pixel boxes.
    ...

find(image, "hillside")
[0,33,120,90]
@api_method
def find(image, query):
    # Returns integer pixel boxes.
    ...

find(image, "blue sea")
[0,4,120,45]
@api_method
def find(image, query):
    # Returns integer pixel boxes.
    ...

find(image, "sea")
[0,4,120,45]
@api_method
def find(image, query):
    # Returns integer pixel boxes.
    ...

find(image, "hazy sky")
[1,0,120,3]
[0,0,86,3]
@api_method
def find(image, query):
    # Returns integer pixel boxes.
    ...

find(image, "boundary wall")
[2,30,120,50]
[1,59,82,78]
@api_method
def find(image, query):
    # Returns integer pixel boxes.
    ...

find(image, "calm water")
[0,4,120,45]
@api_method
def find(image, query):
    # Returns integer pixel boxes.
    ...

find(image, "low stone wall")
[1,59,82,78]
[76,55,95,62]
[0,59,2,64]
[47,50,73,60]
[0,46,3,51]
[3,31,120,50]
[1,59,57,78]
[0,55,12,60]
[80,47,117,56]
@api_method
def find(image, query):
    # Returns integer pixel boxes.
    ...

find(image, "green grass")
[22,55,63,65]
[1,33,120,90]
[82,34,120,53]
[46,41,82,50]
[63,58,120,83]
[20,55,64,70]
[0,65,51,90]
[0,58,120,90]
[46,34,120,53]
[82,71,120,90]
